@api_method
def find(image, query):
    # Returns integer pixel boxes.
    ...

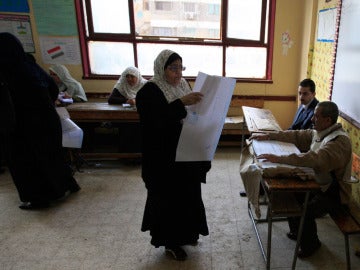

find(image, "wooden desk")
[248,177,320,270]
[66,102,140,160]
[67,102,139,122]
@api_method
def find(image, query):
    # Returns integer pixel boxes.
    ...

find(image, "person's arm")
[252,129,313,152]
[108,88,126,104]
[126,98,136,105]
[260,135,351,173]
[255,129,313,163]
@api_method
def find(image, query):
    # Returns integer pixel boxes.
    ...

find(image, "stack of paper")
[251,139,315,180]
[252,117,281,131]
[252,140,300,157]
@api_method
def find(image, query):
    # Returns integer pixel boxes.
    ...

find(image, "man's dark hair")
[317,101,339,124]
[299,79,316,93]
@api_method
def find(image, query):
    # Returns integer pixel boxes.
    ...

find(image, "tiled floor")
[0,147,359,270]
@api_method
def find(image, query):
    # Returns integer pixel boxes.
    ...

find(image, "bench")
[330,206,360,270]
[329,152,360,270]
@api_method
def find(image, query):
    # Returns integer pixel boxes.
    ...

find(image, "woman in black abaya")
[136,49,211,260]
[0,32,80,209]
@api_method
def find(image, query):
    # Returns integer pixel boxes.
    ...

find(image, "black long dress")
[136,82,210,247]
[0,32,80,204]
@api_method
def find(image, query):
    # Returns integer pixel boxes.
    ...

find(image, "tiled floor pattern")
[0,147,359,269]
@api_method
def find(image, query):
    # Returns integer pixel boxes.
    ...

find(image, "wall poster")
[0,14,35,52]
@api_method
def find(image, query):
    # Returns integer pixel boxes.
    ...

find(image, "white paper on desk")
[252,140,315,180]
[242,106,282,132]
[252,140,300,156]
[252,117,279,131]
[61,118,83,148]
[176,72,236,161]
[258,161,315,180]
[58,94,73,104]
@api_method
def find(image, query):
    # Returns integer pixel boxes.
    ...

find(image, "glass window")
[76,0,275,80]
[137,43,223,76]
[226,47,267,78]
[90,0,130,34]
[227,0,263,40]
[89,42,134,75]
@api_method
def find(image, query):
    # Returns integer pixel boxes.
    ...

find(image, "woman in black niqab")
[0,32,80,209]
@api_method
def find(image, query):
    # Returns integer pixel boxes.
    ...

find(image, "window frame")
[75,0,276,82]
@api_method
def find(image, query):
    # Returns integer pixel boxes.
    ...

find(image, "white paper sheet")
[176,72,236,161]
[56,107,83,148]
[60,118,83,148]
[55,107,70,120]
[252,139,315,179]
[252,140,300,157]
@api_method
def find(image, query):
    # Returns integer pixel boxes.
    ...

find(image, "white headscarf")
[49,64,87,101]
[113,67,147,99]
[150,49,191,103]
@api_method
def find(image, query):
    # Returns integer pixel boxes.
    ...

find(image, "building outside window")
[75,0,275,81]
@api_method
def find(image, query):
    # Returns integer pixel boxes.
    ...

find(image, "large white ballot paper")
[56,107,83,148]
[176,72,236,161]
[252,139,315,179]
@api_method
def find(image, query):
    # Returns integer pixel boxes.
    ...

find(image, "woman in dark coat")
[0,32,80,209]
[136,49,210,260]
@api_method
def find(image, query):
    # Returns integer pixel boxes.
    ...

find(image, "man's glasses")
[167,65,186,72]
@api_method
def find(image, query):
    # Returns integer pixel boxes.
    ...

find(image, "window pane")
[90,0,130,33]
[226,47,266,78]
[137,43,222,76]
[78,0,274,79]
[89,42,134,75]
[134,0,221,39]
[227,0,262,40]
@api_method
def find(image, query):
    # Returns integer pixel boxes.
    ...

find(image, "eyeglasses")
[167,65,186,72]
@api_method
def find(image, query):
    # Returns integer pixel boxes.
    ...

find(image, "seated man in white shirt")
[247,101,352,258]
[240,79,319,197]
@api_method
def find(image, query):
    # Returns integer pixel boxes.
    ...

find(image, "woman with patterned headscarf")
[49,64,87,102]
[108,66,147,105]
[136,49,211,260]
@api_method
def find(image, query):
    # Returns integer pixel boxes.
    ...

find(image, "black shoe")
[188,240,198,246]
[286,232,297,241]
[165,246,187,261]
[19,201,50,210]
[240,191,247,197]
[298,240,321,258]
[69,183,81,193]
